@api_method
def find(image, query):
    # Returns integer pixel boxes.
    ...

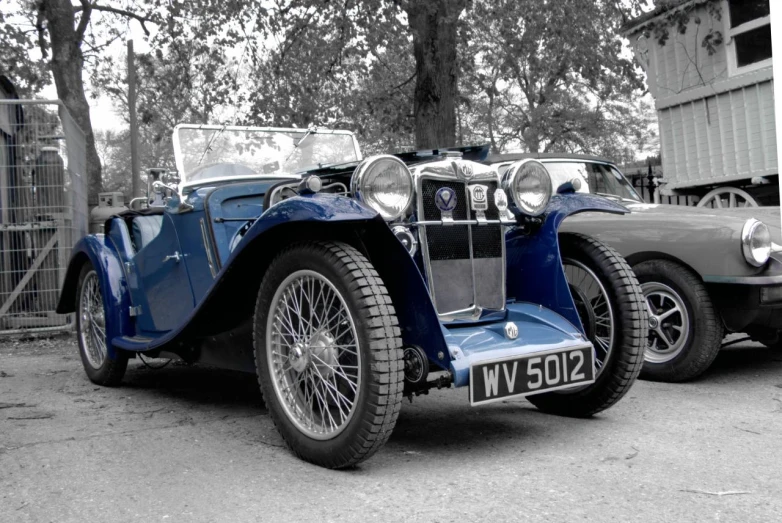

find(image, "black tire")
[760,338,782,350]
[75,262,128,386]
[530,233,647,417]
[253,241,404,469]
[634,259,723,382]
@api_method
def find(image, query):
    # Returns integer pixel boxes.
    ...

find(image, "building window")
[724,0,772,75]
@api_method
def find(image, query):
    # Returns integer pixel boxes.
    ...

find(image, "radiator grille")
[471,181,503,259]
[418,176,505,317]
[421,179,470,261]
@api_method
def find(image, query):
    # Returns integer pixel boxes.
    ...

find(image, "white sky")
[35,17,152,132]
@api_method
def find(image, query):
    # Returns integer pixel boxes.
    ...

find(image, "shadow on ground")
[700,345,782,382]
[122,362,265,412]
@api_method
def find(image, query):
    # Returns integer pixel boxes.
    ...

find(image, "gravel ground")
[1,334,781,522]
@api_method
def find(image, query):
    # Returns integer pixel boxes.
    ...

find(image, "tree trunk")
[405,0,467,149]
[486,82,498,153]
[523,126,541,153]
[41,0,102,205]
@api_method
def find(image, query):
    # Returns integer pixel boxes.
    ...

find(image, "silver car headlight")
[501,159,552,216]
[351,155,414,221]
[741,218,771,267]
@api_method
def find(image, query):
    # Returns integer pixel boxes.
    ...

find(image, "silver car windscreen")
[545,162,643,202]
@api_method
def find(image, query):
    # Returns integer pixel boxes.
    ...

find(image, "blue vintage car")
[57,125,647,468]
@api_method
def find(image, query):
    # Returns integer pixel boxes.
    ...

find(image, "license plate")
[469,346,595,406]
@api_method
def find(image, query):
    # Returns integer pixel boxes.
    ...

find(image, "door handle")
[163,251,182,263]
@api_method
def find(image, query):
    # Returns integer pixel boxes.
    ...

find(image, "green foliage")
[643,0,724,56]
[0,6,48,95]
[459,0,654,157]
[6,0,662,186]
[240,0,416,152]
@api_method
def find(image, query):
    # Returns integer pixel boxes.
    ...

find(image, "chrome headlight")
[351,155,414,221]
[501,159,552,216]
[741,218,771,267]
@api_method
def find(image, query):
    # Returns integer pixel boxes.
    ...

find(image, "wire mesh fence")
[0,100,88,335]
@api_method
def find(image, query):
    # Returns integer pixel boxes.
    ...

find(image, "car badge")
[435,187,457,212]
[468,185,488,212]
[504,322,519,340]
[494,188,509,212]
[460,162,474,179]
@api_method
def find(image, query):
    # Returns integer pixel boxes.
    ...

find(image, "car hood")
[622,202,782,243]
[561,201,782,280]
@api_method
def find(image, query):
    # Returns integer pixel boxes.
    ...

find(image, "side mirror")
[557,177,583,194]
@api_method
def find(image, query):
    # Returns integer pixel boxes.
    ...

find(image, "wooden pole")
[128,40,141,199]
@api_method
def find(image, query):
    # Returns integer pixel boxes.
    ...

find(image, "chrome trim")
[500,159,553,216]
[322,182,348,195]
[391,225,418,257]
[413,162,506,322]
[128,197,148,211]
[268,183,296,208]
[412,219,516,226]
[199,218,217,278]
[702,274,782,284]
[351,155,414,221]
[741,218,771,267]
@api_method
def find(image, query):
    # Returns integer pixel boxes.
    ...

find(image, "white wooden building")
[624,0,777,205]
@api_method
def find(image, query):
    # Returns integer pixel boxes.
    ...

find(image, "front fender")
[506,193,628,332]
[56,235,132,358]
[224,194,448,368]
[118,193,450,369]
[229,193,383,260]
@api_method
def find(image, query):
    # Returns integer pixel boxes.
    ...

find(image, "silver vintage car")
[492,153,782,382]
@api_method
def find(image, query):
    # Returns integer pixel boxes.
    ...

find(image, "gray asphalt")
[1,335,781,522]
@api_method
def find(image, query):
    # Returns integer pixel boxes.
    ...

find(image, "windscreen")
[175,127,360,184]
[544,161,642,203]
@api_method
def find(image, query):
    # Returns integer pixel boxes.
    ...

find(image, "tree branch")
[35,3,47,60]
[74,2,153,36]
[75,0,92,43]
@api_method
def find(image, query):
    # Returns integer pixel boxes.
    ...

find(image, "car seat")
[130,215,164,253]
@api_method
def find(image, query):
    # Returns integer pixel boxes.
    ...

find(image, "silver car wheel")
[563,259,615,377]
[642,281,690,363]
[78,270,107,369]
[266,269,361,441]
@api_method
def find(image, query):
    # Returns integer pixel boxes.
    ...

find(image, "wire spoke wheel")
[563,259,615,378]
[538,233,646,417]
[75,263,127,386]
[78,270,107,369]
[642,282,690,364]
[255,242,404,468]
[266,269,361,440]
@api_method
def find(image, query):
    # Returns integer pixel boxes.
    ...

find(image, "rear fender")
[506,193,628,332]
[56,233,132,358]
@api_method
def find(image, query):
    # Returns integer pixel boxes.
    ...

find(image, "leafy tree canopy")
[6,0,660,200]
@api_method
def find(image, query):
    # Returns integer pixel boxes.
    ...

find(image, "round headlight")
[502,159,552,216]
[742,218,771,267]
[351,155,414,221]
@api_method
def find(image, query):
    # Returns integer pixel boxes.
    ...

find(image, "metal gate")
[0,100,88,335]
